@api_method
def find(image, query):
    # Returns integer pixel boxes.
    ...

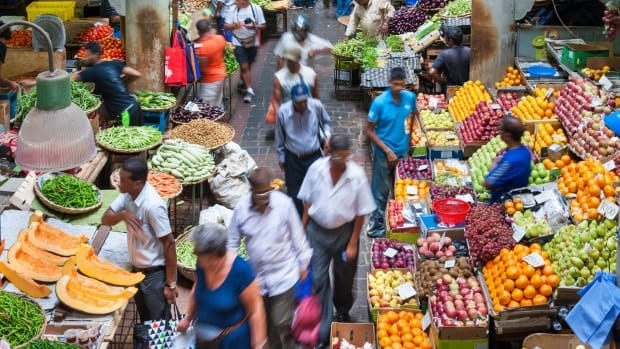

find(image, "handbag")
[195,315,249,349]
[265,97,278,124]
[133,304,185,349]
[165,30,188,87]
[175,30,201,84]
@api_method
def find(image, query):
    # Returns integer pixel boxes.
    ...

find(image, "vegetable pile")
[440,0,471,16]
[385,35,404,52]
[250,0,274,9]
[151,140,216,183]
[136,91,177,110]
[76,37,125,61]
[388,7,429,35]
[41,175,100,209]
[177,237,248,266]
[17,81,100,121]
[413,15,441,41]
[464,204,515,266]
[418,0,448,9]
[74,25,114,42]
[169,119,235,149]
[225,45,240,76]
[170,103,225,123]
[7,29,32,47]
[97,126,162,151]
[112,170,182,198]
[333,34,375,59]
[24,340,81,349]
[0,291,45,347]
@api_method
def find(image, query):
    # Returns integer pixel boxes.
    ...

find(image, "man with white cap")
[275,83,331,217]
[273,43,319,110]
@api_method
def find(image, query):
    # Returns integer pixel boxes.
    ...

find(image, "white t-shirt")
[275,65,317,103]
[274,32,333,68]
[225,4,266,47]
[109,183,172,269]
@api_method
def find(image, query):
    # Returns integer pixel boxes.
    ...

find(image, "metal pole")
[0,21,55,72]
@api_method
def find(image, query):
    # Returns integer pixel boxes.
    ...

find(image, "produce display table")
[262,4,288,39]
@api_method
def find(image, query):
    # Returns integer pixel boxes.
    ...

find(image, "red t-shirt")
[196,34,227,83]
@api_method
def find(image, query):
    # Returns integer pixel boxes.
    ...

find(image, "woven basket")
[170,111,226,126]
[96,129,162,154]
[83,99,101,115]
[168,121,235,150]
[34,173,102,215]
[9,292,47,349]
[176,230,196,282]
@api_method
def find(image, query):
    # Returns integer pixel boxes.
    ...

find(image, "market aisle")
[226,4,374,322]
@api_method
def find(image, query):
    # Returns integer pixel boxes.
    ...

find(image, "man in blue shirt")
[485,116,532,202]
[366,67,417,238]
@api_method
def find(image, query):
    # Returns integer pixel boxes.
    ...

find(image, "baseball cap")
[291,83,310,102]
[281,44,303,62]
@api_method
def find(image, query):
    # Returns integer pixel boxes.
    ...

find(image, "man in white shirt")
[224,0,266,103]
[273,15,332,70]
[298,135,376,348]
[344,0,394,40]
[228,167,312,349]
[102,158,178,321]
[214,0,235,40]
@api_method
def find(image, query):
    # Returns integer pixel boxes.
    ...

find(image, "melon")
[75,244,145,286]
[7,241,62,282]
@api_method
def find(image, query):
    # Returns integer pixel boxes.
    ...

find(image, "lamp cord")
[551,0,577,38]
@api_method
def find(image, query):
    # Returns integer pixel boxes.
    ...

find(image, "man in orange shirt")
[195,19,227,108]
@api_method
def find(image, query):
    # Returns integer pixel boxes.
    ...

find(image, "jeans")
[336,0,353,17]
[284,149,322,217]
[307,220,357,345]
[134,269,170,322]
[263,287,301,349]
[367,151,393,237]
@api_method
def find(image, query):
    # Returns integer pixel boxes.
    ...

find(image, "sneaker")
[289,5,302,9]
[243,91,254,103]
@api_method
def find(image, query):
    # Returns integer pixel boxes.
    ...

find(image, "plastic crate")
[27,1,76,22]
[143,110,169,133]
[0,89,17,120]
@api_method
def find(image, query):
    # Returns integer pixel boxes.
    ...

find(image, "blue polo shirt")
[368,89,416,158]
[485,145,532,203]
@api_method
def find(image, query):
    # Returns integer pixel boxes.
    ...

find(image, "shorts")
[233,45,258,65]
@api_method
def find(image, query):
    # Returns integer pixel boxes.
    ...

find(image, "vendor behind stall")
[484,116,532,203]
[344,0,394,40]
[71,42,143,126]
[0,23,19,90]
[429,26,470,94]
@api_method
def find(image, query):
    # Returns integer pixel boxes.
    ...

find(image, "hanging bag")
[165,30,189,87]
[133,304,187,349]
[175,30,202,84]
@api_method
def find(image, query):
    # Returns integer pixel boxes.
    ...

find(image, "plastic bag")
[208,143,257,209]
[172,326,196,349]
[199,204,234,227]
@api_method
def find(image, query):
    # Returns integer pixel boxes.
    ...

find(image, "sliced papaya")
[76,244,145,286]
[17,229,69,266]
[56,275,129,314]
[0,261,52,298]
[8,241,62,282]
[61,259,137,300]
[27,220,89,256]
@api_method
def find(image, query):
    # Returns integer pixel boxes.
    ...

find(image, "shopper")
[101,158,177,321]
[484,115,533,203]
[366,67,417,238]
[195,19,227,108]
[273,44,319,109]
[298,134,376,348]
[225,0,266,103]
[214,0,235,41]
[176,224,267,349]
[0,22,18,90]
[228,167,312,349]
[275,83,332,216]
[429,26,471,94]
[274,15,332,70]
[72,42,143,126]
[344,0,394,40]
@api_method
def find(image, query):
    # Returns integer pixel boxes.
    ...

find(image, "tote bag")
[165,30,188,87]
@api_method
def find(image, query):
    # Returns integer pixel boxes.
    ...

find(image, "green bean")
[96,126,162,150]
[177,238,247,265]
[25,340,82,349]
[16,81,99,122]
[0,291,45,347]
[41,175,99,209]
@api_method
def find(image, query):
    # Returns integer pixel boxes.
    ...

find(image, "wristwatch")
[165,281,177,289]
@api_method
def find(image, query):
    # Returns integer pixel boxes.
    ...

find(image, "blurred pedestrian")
[344,0,394,40]
[195,19,227,108]
[273,44,318,109]
[274,15,332,69]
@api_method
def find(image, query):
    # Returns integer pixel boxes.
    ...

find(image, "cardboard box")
[522,333,615,349]
[0,101,9,130]
[330,322,376,348]
[562,43,610,71]
[429,325,488,349]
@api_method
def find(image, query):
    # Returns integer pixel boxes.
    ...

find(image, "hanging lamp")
[0,21,96,172]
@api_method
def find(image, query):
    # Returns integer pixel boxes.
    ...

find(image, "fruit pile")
[387,200,406,228]
[410,121,428,148]
[430,184,474,202]
[468,136,506,200]
[482,244,559,313]
[581,66,611,81]
[541,155,573,171]
[427,130,460,147]
[497,91,520,112]
[448,81,492,122]
[433,160,469,177]
[534,123,567,156]
[554,78,606,134]
[417,93,447,110]
[458,101,504,144]
[430,275,489,327]
[416,233,457,259]
[558,158,619,221]
[512,210,552,239]
[465,204,515,266]
[376,311,433,349]
[510,88,555,122]
[76,37,125,61]
[397,158,432,180]
[395,179,430,202]
[494,66,524,88]
[371,239,416,269]
[368,270,419,309]
[420,109,453,130]
[74,25,114,42]
[544,220,618,287]
[529,162,553,186]
[569,113,620,160]
[416,257,474,298]
[503,197,524,216]
[7,29,32,47]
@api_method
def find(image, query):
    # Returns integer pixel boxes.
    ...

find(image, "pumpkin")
[27,214,89,256]
[17,229,69,266]
[0,261,51,298]
[56,275,130,314]
[75,244,145,286]
[61,259,137,300]
[8,241,62,282]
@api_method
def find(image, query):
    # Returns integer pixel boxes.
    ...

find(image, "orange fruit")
[588,184,601,197]
[523,285,537,299]
[503,279,515,292]
[561,155,571,164]
[498,290,511,306]
[506,266,519,280]
[520,299,533,307]
[523,265,536,278]
[530,243,542,252]
[380,337,392,347]
[508,300,521,308]
[533,294,547,305]
[506,207,516,216]
[504,201,514,209]
[540,284,553,297]
[391,335,402,344]
[494,303,505,313]
[604,185,615,197]
[515,275,529,289]
[511,288,524,302]
[547,274,560,288]
[530,274,544,289]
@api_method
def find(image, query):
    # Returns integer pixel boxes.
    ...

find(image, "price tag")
[438,232,447,250]
[512,223,526,242]
[544,88,554,99]
[407,185,418,196]
[397,283,417,300]
[384,248,398,258]
[455,194,474,203]
[600,75,613,91]
[444,259,456,268]
[603,160,616,171]
[598,199,619,220]
[441,151,452,158]
[418,164,429,171]
[592,97,603,107]
[523,252,545,267]
[535,190,554,204]
[429,97,439,109]
[445,133,456,140]
[490,103,501,110]
[413,203,423,210]
[447,178,458,187]
[184,101,200,112]
[404,244,414,251]
[548,143,563,152]
[422,311,432,331]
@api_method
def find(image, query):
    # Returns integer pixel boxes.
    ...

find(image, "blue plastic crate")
[142,110,169,133]
[0,89,17,119]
